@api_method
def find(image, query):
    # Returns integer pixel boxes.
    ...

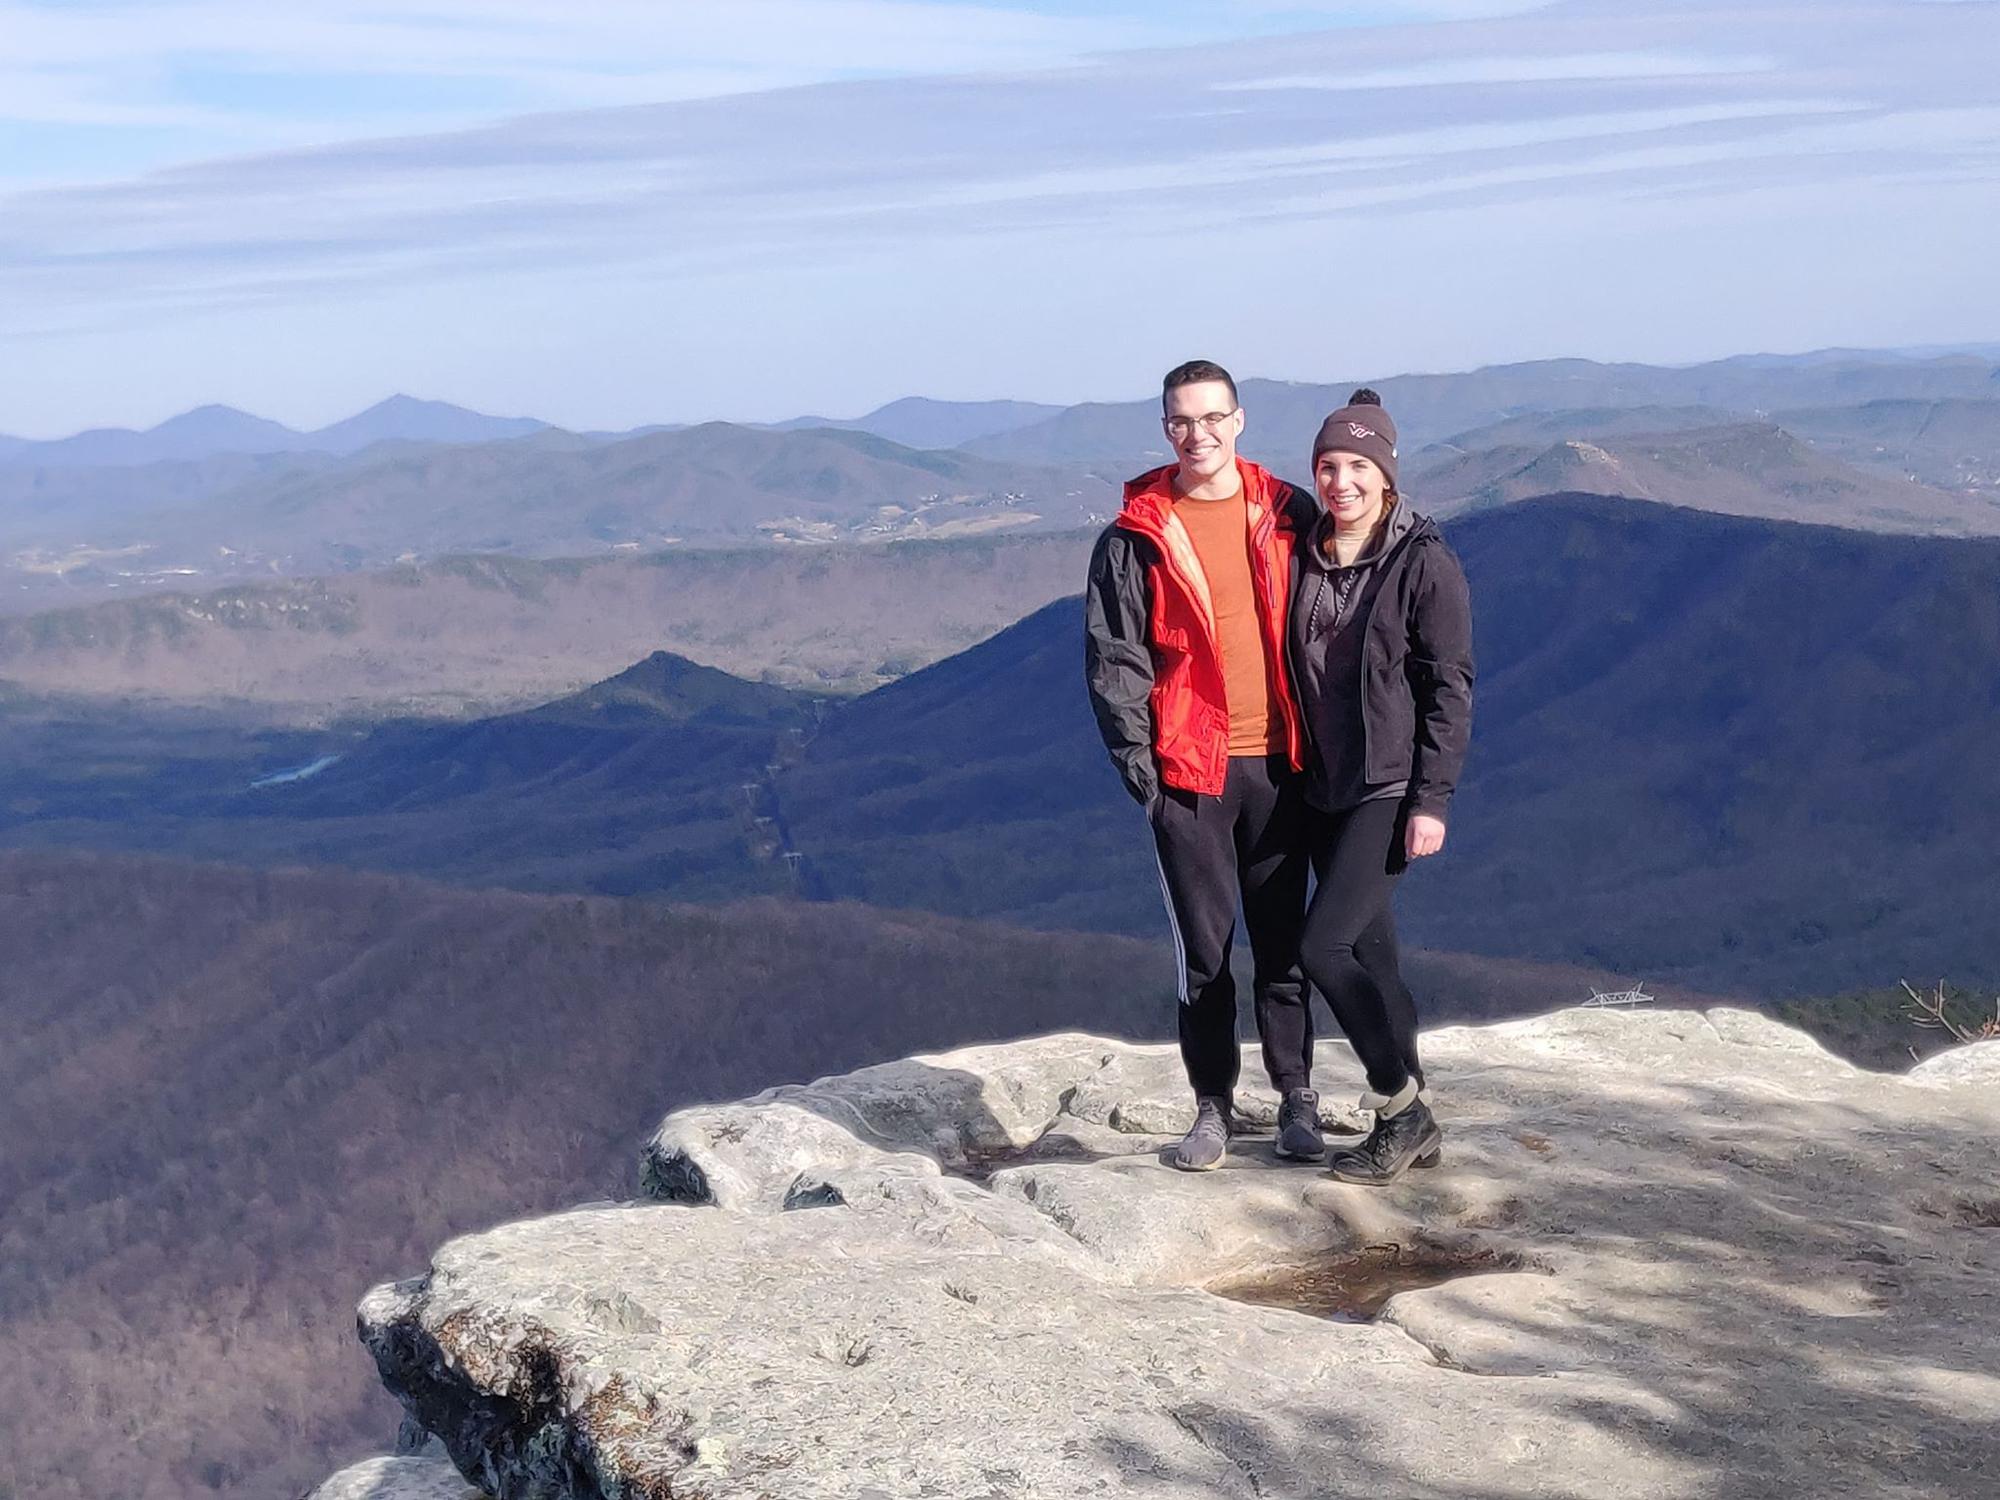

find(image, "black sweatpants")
[1149,755,1312,1099]
[1299,798,1423,1097]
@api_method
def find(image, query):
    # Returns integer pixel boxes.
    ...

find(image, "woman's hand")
[1405,813,1447,860]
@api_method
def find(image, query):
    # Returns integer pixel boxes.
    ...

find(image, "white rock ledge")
[305,1454,487,1499]
[349,1008,2000,1499]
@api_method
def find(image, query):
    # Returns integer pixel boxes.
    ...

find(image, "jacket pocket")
[1363,666,1416,783]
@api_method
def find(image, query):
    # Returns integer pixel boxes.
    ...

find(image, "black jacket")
[1083,522,1160,804]
[1287,507,1474,819]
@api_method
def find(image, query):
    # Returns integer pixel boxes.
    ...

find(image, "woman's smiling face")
[1315,450,1389,531]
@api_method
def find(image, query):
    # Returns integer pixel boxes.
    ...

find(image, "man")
[1084,359,1320,1170]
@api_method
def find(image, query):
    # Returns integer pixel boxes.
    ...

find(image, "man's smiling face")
[1162,378,1244,489]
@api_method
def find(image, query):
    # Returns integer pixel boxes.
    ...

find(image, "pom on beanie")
[1312,389,1400,487]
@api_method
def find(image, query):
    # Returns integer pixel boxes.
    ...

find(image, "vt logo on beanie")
[1313,389,1400,488]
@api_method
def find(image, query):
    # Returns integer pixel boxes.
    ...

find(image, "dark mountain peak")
[535,649,809,728]
[254,647,815,813]
[810,592,1080,759]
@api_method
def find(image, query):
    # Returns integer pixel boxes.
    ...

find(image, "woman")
[1288,389,1474,1185]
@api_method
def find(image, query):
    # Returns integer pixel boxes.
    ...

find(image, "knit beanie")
[1312,388,1399,490]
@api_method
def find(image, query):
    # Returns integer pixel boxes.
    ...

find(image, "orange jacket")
[1085,458,1307,797]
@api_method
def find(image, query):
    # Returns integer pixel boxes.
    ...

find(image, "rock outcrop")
[307,1454,485,1499]
[331,1011,2000,1498]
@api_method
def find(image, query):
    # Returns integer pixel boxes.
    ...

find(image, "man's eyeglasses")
[1162,409,1239,439]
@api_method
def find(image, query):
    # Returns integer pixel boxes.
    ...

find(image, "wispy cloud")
[0,0,1993,433]
[0,0,1143,102]
[1219,51,1776,92]
[0,1,1563,158]
[0,0,1169,182]
[6,2,1991,325]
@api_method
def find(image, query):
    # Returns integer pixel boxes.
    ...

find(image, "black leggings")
[1299,799,1422,1097]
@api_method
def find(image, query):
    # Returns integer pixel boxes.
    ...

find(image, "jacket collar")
[1115,458,1290,637]
[1118,456,1286,533]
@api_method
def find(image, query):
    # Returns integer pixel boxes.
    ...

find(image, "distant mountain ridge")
[0,394,1058,472]
[0,423,1116,585]
[1410,422,1997,533]
[965,353,2000,473]
[12,346,1997,474]
[0,394,548,469]
[7,348,1999,611]
[157,421,1110,564]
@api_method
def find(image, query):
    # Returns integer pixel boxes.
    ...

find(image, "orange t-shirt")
[1172,485,1284,756]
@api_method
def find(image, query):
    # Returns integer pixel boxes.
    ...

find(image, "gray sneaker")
[1274,1087,1325,1161]
[1172,1096,1232,1172]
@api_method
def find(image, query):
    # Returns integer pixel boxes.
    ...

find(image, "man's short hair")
[1162,359,1238,411]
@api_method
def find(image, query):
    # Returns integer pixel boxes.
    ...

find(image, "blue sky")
[2,0,1996,436]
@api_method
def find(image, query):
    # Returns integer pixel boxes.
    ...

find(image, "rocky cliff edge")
[312,1008,2000,1499]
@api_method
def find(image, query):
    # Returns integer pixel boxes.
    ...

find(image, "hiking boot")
[1274,1087,1325,1161]
[1411,1073,1440,1167]
[1328,1084,1442,1186]
[1172,1096,1233,1172]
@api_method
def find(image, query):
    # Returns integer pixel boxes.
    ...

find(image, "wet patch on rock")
[1209,1242,1531,1323]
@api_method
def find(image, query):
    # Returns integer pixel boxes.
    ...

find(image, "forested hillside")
[7,495,1999,996]
[0,853,1174,1500]
[780,494,2000,993]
